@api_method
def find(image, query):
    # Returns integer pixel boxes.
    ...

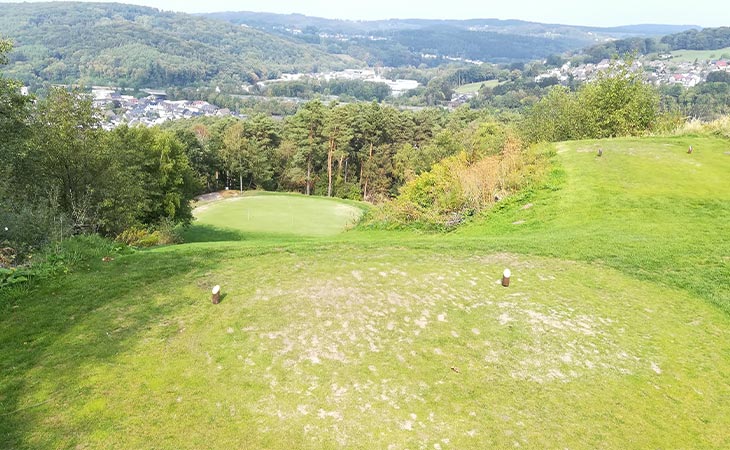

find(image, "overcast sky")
[13,0,727,27]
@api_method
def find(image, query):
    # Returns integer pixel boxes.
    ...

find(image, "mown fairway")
[2,136,730,449]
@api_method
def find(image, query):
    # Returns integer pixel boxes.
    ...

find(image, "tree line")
[579,27,730,64]
[2,38,675,258]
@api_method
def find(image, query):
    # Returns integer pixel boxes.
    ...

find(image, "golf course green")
[191,192,366,239]
[2,135,730,449]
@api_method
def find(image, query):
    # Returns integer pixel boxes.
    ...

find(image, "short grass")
[649,46,730,62]
[2,135,730,448]
[187,192,366,240]
[459,136,730,314]
[453,79,499,94]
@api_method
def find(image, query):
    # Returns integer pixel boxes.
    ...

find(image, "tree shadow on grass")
[180,223,319,244]
[180,224,247,243]
[0,244,261,448]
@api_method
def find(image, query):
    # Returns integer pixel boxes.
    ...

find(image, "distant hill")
[0,2,360,89]
[202,11,699,65]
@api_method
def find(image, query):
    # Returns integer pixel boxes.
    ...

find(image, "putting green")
[192,193,365,238]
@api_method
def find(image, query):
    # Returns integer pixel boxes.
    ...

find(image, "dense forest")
[0,2,358,90]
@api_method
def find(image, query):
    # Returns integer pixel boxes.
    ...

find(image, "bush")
[116,226,159,248]
[115,221,182,248]
[0,235,125,294]
[522,61,661,143]
[0,194,72,260]
[672,116,730,138]
[363,131,549,231]
[155,219,183,245]
[0,267,30,289]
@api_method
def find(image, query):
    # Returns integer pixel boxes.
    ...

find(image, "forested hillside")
[204,12,697,65]
[0,2,360,89]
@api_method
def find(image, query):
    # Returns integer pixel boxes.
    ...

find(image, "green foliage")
[670,81,730,120]
[2,80,197,253]
[116,227,160,248]
[0,267,29,288]
[580,27,730,64]
[115,222,180,248]
[0,234,124,291]
[0,40,33,173]
[523,62,660,142]
[219,115,280,190]
[104,126,198,231]
[266,78,392,101]
[367,130,539,230]
[660,27,730,51]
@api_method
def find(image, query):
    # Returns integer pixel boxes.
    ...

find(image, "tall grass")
[670,115,730,138]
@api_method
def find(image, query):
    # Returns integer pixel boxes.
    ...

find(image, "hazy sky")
[14,0,728,27]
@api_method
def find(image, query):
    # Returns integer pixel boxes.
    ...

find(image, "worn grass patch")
[2,246,729,449]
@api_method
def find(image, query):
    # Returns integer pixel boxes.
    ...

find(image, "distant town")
[91,88,240,130]
[255,68,420,97]
[84,54,730,129]
[536,56,730,88]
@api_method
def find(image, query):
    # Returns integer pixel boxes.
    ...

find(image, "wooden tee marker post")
[211,285,221,304]
[501,269,511,287]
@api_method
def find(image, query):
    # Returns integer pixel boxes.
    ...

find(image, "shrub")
[0,235,125,293]
[675,116,730,138]
[522,61,661,143]
[155,219,183,245]
[0,193,72,260]
[116,226,159,248]
[115,221,182,248]
[0,267,30,289]
[363,132,549,231]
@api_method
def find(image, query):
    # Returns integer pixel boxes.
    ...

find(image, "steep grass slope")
[459,135,730,314]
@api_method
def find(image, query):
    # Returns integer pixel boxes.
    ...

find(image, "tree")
[0,39,33,179]
[175,128,220,192]
[288,100,327,195]
[221,121,250,192]
[579,62,659,138]
[706,71,730,83]
[22,88,108,228]
[323,104,354,197]
[523,61,660,142]
[105,126,197,232]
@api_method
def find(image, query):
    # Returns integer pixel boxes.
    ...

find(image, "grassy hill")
[0,2,360,89]
[650,46,730,62]
[2,135,730,448]
[453,79,499,94]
